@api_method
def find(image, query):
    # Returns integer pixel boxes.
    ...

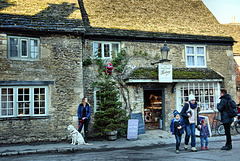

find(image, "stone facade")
[0,33,83,143]
[82,39,236,132]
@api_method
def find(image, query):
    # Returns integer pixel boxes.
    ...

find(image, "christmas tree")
[93,76,128,137]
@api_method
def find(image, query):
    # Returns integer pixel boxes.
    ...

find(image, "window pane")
[104,44,110,57]
[40,88,45,94]
[8,95,13,101]
[21,40,28,57]
[40,108,45,114]
[34,88,39,94]
[186,47,194,55]
[30,39,39,58]
[93,43,102,58]
[197,56,205,66]
[2,88,7,94]
[112,43,119,58]
[10,38,18,57]
[34,108,39,114]
[197,47,204,55]
[24,88,29,94]
[2,96,7,101]
[40,102,45,107]
[187,56,194,66]
[18,88,23,94]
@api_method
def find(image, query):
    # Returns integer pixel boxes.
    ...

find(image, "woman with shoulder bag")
[78,97,91,143]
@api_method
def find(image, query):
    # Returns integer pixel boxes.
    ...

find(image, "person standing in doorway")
[78,97,91,143]
[180,94,201,152]
[217,89,234,150]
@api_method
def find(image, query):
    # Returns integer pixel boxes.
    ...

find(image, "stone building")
[0,0,237,143]
[0,0,85,143]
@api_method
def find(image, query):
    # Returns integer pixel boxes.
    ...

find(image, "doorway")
[144,89,164,130]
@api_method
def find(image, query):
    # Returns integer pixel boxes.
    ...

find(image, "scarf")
[189,101,197,109]
[174,118,180,122]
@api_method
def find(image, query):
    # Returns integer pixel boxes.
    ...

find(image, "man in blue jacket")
[217,89,234,150]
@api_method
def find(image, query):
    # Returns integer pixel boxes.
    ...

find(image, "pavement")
[1,130,240,157]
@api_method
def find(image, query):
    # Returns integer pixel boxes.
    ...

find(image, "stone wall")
[0,33,83,143]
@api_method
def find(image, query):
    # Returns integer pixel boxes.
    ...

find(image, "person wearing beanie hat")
[180,94,201,152]
[188,94,196,101]
[170,110,185,154]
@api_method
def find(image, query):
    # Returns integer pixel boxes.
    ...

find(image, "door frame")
[143,88,165,130]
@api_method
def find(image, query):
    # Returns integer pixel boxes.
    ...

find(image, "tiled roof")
[126,67,224,80]
[82,0,228,37]
[0,1,85,33]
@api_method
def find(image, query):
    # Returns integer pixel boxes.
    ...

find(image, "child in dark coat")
[199,119,210,150]
[170,110,185,154]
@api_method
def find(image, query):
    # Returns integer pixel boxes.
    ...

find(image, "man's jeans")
[200,136,209,147]
[185,123,196,147]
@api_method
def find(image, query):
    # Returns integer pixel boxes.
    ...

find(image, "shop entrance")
[144,89,164,130]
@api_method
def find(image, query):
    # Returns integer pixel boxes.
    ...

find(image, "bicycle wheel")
[218,124,225,135]
[234,120,240,134]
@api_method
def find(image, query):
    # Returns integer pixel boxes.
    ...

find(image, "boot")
[84,131,88,143]
[221,145,232,150]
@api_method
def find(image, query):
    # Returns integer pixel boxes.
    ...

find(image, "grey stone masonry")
[0,33,83,143]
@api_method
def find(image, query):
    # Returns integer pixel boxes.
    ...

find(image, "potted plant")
[93,76,128,141]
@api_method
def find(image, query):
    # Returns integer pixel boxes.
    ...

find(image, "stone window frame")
[175,82,220,113]
[185,45,207,68]
[0,86,49,118]
[93,41,120,59]
[7,36,40,60]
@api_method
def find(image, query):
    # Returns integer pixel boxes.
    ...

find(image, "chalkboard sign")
[127,119,139,140]
[131,113,145,134]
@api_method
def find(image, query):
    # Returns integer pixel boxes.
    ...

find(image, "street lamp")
[161,42,170,61]
[151,41,171,65]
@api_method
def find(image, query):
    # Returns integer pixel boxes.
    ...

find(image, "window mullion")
[101,43,104,58]
[110,43,112,59]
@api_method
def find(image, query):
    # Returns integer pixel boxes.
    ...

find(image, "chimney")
[232,15,236,23]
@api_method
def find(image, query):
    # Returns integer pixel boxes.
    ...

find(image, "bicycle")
[211,111,225,135]
[217,114,240,135]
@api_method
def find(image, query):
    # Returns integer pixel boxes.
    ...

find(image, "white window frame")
[93,87,100,113]
[185,45,207,68]
[176,82,220,113]
[0,86,48,118]
[93,41,120,59]
[7,36,40,60]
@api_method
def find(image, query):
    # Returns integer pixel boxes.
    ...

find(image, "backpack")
[226,100,238,118]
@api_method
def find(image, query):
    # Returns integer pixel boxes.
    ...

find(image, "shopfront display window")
[176,82,220,113]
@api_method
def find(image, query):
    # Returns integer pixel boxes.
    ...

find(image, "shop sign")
[158,63,172,83]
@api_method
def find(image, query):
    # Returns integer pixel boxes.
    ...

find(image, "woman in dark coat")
[78,97,91,143]
[217,89,234,150]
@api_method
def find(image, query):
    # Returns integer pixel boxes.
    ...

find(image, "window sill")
[0,115,51,121]
[8,58,40,61]
[186,66,207,68]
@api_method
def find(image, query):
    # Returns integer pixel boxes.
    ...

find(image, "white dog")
[67,125,92,145]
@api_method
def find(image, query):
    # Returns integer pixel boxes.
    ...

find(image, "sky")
[202,0,240,24]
